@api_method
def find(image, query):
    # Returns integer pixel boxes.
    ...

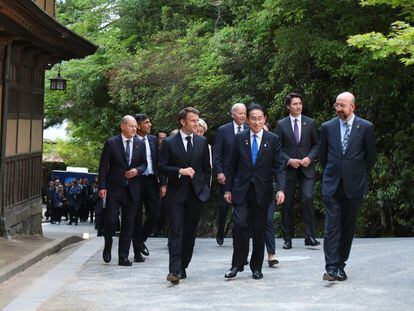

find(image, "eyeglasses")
[333,103,348,109]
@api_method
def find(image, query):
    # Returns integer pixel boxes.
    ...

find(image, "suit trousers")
[167,190,203,275]
[232,184,268,271]
[132,175,160,254]
[323,180,362,272]
[281,169,316,240]
[265,201,276,255]
[104,187,138,259]
[217,184,231,238]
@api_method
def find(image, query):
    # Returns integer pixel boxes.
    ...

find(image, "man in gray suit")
[275,93,320,250]
[320,92,376,281]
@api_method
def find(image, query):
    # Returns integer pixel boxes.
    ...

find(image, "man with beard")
[320,92,376,281]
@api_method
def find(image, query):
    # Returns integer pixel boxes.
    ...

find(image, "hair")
[247,103,267,117]
[135,113,149,124]
[120,115,136,125]
[198,118,208,132]
[284,92,303,106]
[170,129,179,136]
[177,107,200,127]
[230,103,245,114]
[264,122,271,131]
[156,130,169,137]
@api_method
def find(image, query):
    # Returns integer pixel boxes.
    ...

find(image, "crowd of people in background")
[42,177,99,227]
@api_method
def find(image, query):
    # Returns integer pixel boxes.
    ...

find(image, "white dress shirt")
[289,114,302,140]
[121,134,133,165]
[179,130,193,152]
[250,129,263,151]
[138,134,154,175]
[233,121,243,135]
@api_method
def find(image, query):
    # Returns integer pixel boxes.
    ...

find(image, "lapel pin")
[245,140,249,145]
[356,124,360,128]
[303,122,306,126]
[264,142,268,147]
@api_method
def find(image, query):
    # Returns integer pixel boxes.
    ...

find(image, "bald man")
[98,115,147,266]
[213,103,249,245]
[320,92,376,281]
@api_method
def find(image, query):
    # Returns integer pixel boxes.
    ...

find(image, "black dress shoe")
[140,242,149,256]
[103,247,111,263]
[323,270,337,281]
[167,273,180,284]
[336,267,348,281]
[118,257,132,266]
[224,266,244,278]
[268,258,279,267]
[305,237,321,247]
[180,268,187,279]
[216,236,224,246]
[134,253,145,262]
[252,270,263,279]
[283,240,292,249]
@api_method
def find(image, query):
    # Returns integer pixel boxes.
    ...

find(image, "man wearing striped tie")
[224,103,285,280]
[320,92,377,282]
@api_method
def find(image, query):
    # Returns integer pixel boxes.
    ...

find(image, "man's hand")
[217,173,226,185]
[288,158,301,168]
[99,189,107,200]
[179,167,195,178]
[301,157,311,168]
[275,190,285,205]
[224,192,232,204]
[159,185,167,198]
[125,168,138,179]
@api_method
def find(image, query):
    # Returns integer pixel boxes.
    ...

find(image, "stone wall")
[4,197,43,236]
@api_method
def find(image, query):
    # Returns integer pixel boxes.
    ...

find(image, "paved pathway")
[4,237,414,311]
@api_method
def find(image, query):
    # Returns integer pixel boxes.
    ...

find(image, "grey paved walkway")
[5,237,414,311]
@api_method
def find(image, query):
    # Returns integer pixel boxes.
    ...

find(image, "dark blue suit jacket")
[319,116,376,199]
[98,134,147,202]
[275,115,319,180]
[213,122,249,176]
[158,133,211,204]
[225,130,286,207]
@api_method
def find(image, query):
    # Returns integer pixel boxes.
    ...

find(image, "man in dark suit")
[158,107,211,285]
[320,92,376,281]
[98,115,147,266]
[224,103,285,280]
[132,113,164,262]
[275,93,320,250]
[213,103,248,245]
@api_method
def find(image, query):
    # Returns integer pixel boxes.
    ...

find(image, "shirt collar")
[233,121,244,131]
[341,114,355,127]
[137,134,147,141]
[179,129,193,140]
[289,114,302,123]
[121,134,133,143]
[250,129,264,139]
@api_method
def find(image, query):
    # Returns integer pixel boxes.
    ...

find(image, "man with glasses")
[320,92,376,281]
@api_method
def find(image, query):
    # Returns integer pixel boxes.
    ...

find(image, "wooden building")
[0,0,97,236]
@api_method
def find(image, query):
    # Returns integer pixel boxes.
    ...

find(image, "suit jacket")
[139,134,166,187]
[213,122,249,176]
[98,134,147,202]
[274,115,319,180]
[158,133,212,204]
[319,115,376,199]
[225,130,286,207]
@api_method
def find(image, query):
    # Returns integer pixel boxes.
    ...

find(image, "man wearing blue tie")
[320,92,376,281]
[224,103,285,280]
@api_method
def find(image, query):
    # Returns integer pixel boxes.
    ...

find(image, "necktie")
[125,139,131,166]
[251,134,258,165]
[342,122,350,154]
[142,137,149,175]
[237,126,242,133]
[186,136,193,156]
[294,119,300,144]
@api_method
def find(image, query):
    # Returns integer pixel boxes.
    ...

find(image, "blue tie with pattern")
[125,139,131,166]
[342,122,350,154]
[251,134,258,165]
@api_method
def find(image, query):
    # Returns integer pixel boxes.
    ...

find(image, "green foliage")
[45,0,414,236]
[348,0,414,65]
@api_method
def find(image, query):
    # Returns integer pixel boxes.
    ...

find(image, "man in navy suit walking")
[275,93,320,250]
[224,103,285,280]
[98,115,147,266]
[213,103,248,245]
[320,92,376,281]
[158,107,211,284]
